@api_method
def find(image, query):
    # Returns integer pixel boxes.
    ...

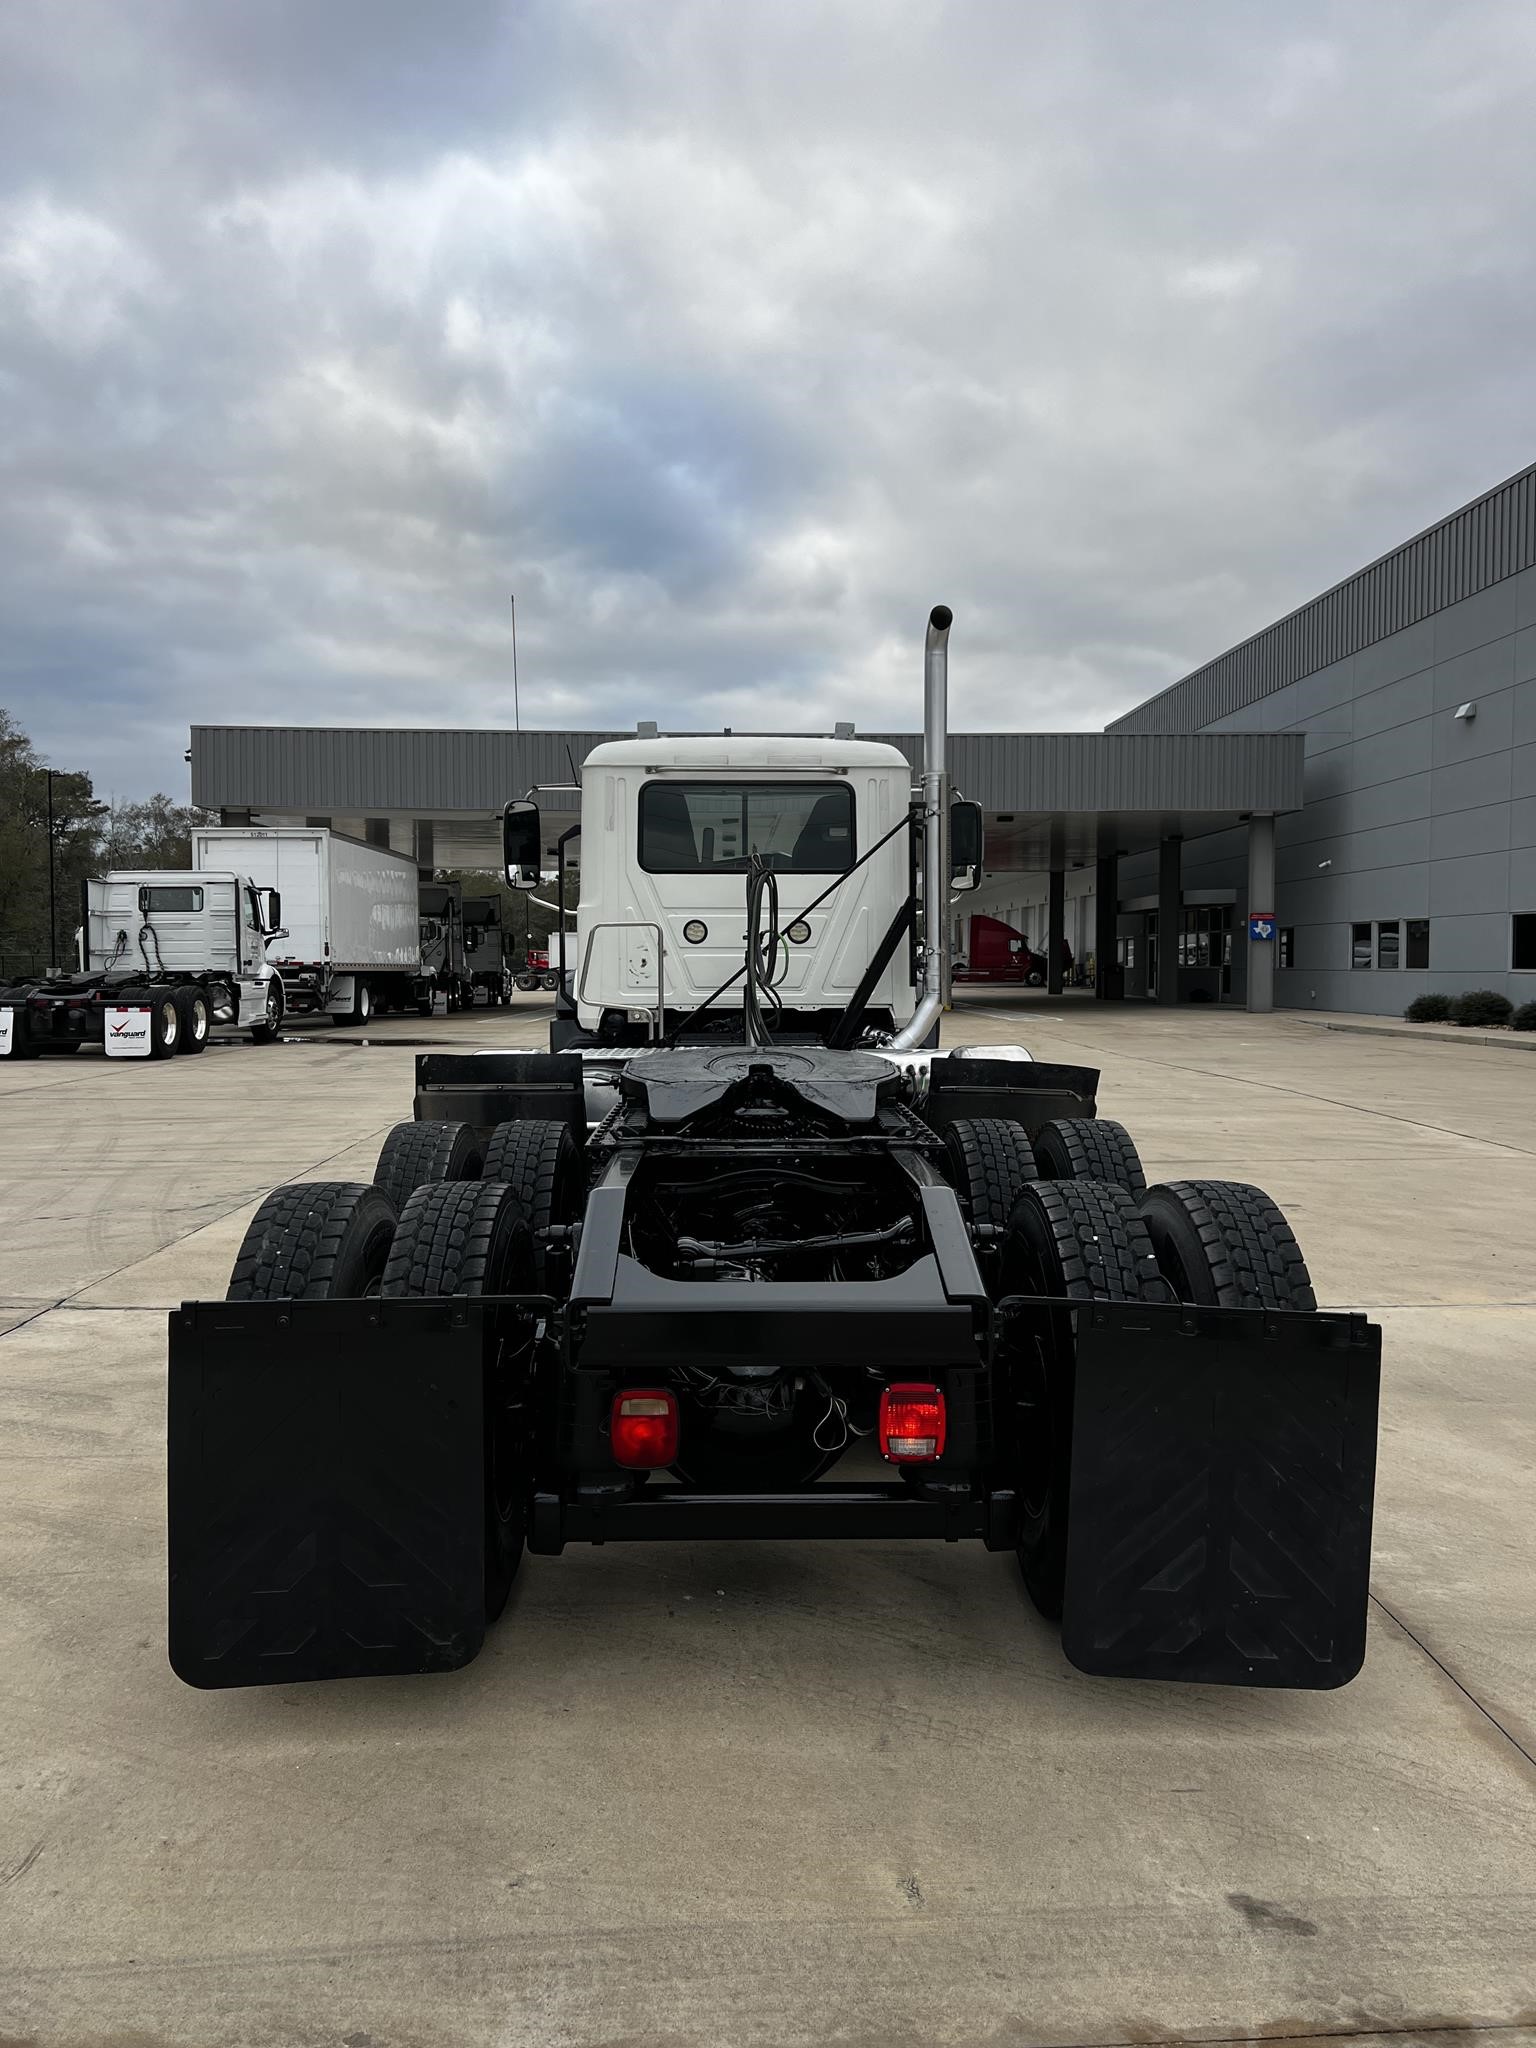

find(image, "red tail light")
[610,1388,679,1469]
[878,1384,946,1463]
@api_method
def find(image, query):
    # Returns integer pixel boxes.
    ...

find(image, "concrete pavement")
[1,994,1533,2047]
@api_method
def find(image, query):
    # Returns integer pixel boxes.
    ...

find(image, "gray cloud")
[2,0,1535,796]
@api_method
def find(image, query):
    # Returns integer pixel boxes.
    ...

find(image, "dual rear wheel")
[226,1116,584,1620]
[941,1115,1317,1618]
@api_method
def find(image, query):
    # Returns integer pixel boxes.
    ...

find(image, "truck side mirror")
[949,800,983,891]
[503,799,541,889]
[255,887,282,933]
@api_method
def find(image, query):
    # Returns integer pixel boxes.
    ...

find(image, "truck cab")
[555,734,918,1045]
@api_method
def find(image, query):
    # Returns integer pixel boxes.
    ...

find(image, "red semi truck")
[953,912,1057,985]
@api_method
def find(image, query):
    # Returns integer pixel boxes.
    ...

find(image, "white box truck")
[192,826,428,1026]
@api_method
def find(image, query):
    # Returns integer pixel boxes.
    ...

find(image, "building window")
[1406,919,1430,970]
[1377,920,1400,970]
[1178,905,1232,969]
[305,815,331,829]
[1278,927,1294,969]
[365,818,390,848]
[1514,914,1536,972]
[1351,922,1373,968]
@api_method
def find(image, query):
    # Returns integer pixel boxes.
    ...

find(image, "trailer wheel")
[249,981,284,1045]
[227,1182,398,1300]
[481,1118,582,1295]
[942,1117,1037,1236]
[373,1119,482,1214]
[1032,1117,1145,1195]
[382,1180,537,1617]
[1137,1180,1317,1312]
[148,992,180,1059]
[174,987,209,1055]
[999,1179,1164,1619]
[348,980,373,1027]
[515,973,537,993]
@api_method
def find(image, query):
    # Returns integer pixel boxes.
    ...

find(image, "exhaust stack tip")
[928,604,953,635]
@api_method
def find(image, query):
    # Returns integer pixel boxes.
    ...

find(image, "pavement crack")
[1369,1592,1536,1774]
[0,1840,43,1887]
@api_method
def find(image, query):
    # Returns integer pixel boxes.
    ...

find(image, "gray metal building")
[191,724,1303,1010]
[1109,460,1536,1014]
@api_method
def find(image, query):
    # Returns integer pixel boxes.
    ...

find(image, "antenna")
[510,593,521,735]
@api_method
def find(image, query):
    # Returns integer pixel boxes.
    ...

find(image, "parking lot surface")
[2,994,1533,2048]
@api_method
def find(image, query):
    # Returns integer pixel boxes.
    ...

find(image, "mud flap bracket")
[1062,1303,1380,1689]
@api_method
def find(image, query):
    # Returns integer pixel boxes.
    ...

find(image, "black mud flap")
[168,1299,488,1689]
[1061,1302,1380,1689]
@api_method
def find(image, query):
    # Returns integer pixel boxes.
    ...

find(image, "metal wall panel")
[1110,462,1536,735]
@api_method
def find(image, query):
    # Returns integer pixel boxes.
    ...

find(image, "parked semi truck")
[952,912,1071,986]
[462,897,515,1006]
[192,826,447,1025]
[516,943,561,994]
[168,607,1381,1694]
[0,868,286,1059]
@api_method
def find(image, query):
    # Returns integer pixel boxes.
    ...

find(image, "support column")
[1157,835,1182,1006]
[1094,853,1121,999]
[1047,867,1065,995]
[1247,813,1276,1014]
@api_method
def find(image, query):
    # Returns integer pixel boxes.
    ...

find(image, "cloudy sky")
[3,1,1535,800]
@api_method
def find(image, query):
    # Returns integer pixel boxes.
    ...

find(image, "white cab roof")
[584,734,911,773]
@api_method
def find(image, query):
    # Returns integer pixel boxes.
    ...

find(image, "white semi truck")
[0,868,286,1058]
[170,606,1383,1699]
[192,826,436,1026]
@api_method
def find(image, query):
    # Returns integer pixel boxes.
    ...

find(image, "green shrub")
[1450,989,1514,1028]
[1404,993,1454,1023]
[1512,1001,1536,1032]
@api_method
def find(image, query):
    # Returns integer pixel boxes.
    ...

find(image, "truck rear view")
[166,608,1381,1695]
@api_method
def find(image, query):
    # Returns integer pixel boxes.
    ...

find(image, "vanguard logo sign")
[104,1006,153,1058]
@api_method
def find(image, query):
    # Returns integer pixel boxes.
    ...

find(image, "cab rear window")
[142,886,203,913]
[638,782,854,874]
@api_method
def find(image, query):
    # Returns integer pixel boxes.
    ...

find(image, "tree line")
[1,708,215,980]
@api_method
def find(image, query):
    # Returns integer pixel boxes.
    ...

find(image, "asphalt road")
[1,992,1533,2048]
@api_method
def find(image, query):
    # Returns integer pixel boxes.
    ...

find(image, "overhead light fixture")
[1454,702,1477,721]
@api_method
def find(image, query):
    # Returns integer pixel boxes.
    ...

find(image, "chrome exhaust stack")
[888,603,952,1050]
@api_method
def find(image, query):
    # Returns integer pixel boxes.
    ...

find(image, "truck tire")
[481,1118,582,1294]
[373,1119,482,1214]
[540,972,559,993]
[998,1180,1164,1620]
[249,981,284,1045]
[942,1117,1037,1236]
[348,980,373,1027]
[174,986,209,1055]
[1032,1117,1146,1195]
[148,991,180,1059]
[1137,1180,1317,1312]
[381,1180,537,1618]
[227,1182,398,1300]
[515,973,537,993]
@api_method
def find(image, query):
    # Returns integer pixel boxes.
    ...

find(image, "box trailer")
[193,826,424,1025]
